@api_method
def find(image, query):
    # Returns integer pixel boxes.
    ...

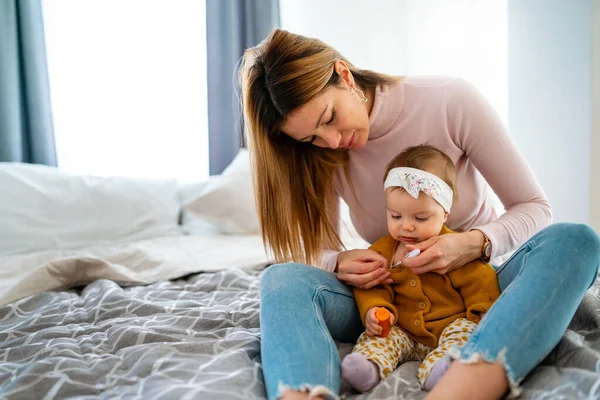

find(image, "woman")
[240,29,600,400]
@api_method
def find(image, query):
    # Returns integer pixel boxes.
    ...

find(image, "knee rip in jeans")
[277,382,338,400]
[447,347,522,399]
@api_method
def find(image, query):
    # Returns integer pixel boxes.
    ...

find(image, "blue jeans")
[259,223,600,399]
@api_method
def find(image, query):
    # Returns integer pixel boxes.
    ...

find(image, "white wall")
[400,1,507,123]
[508,0,593,225]
[279,0,507,121]
[593,0,600,233]
[280,0,408,75]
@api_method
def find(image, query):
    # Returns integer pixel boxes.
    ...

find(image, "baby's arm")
[448,261,500,322]
[353,284,398,328]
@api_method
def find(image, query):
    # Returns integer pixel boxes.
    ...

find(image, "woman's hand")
[399,230,485,275]
[336,249,392,289]
[365,307,396,336]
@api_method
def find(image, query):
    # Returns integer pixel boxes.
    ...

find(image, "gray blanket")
[1,268,599,399]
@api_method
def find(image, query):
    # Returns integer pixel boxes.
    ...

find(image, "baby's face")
[385,188,447,245]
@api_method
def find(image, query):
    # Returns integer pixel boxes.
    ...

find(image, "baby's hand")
[365,307,396,336]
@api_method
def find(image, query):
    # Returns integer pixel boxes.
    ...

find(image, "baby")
[341,145,501,392]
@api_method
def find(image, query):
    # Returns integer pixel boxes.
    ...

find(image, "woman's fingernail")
[386,279,393,284]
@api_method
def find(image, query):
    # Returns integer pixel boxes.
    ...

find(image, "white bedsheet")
[0,235,271,306]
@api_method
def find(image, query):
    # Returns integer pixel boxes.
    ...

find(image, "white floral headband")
[384,167,453,212]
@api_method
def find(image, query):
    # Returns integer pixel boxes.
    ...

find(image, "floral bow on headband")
[383,167,453,212]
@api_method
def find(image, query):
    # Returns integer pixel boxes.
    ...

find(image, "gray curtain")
[206,0,279,175]
[0,0,57,165]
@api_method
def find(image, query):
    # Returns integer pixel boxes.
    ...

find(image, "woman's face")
[281,64,372,151]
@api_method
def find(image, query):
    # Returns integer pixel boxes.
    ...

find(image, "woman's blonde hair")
[240,29,401,266]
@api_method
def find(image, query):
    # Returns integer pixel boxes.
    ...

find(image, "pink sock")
[422,357,451,391]
[340,352,381,392]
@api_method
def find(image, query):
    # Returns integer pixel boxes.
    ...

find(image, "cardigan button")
[410,279,417,287]
[414,319,421,327]
[419,301,426,309]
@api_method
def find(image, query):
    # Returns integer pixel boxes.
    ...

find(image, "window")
[42,0,209,181]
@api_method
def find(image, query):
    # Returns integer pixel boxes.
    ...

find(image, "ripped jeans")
[259,223,600,399]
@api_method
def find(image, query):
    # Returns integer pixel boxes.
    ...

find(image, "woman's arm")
[448,78,552,258]
[318,192,392,288]
[402,79,551,274]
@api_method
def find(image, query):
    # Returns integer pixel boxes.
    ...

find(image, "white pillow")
[181,149,260,235]
[0,163,181,256]
[178,179,221,236]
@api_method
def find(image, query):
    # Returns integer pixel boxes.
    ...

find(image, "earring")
[351,87,368,103]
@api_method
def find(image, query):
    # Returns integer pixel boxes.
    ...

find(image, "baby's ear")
[443,212,448,223]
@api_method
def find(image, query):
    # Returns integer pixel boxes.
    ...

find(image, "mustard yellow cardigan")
[353,226,500,348]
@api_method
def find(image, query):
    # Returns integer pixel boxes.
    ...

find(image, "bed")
[1,151,599,400]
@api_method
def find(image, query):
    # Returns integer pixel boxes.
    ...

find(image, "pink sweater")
[321,76,552,271]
